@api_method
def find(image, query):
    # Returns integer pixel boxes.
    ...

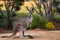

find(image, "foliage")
[45,22,56,30]
[29,14,47,29]
[52,8,57,12]
[13,12,28,20]
[13,0,24,11]
[0,4,3,7]
[0,14,6,28]
[53,15,60,23]
[56,7,60,13]
[15,0,24,5]
[13,12,47,30]
[10,12,28,29]
[53,1,60,7]
[0,0,24,30]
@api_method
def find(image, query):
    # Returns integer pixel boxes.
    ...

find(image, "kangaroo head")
[26,7,34,18]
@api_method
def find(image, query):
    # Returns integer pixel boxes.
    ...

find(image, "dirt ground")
[0,30,60,40]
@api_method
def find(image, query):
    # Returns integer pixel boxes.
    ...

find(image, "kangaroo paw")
[19,35,33,39]
[1,36,9,38]
[24,35,33,38]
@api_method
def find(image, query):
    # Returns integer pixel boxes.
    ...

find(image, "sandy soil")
[0,30,60,40]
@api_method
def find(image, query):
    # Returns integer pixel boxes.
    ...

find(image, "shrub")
[45,22,56,30]
[29,14,47,29]
[56,7,60,13]
[15,13,47,30]
[52,8,57,12]
[13,12,28,20]
[53,15,60,23]
[0,15,6,28]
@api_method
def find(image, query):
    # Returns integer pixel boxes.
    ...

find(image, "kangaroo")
[9,7,34,38]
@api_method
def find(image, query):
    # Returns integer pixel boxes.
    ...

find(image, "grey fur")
[10,7,34,38]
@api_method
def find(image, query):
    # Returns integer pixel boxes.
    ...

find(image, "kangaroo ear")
[31,3,34,11]
[26,6,30,11]
[31,7,34,11]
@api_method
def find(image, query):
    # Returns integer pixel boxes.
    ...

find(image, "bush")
[15,13,47,29]
[53,15,60,23]
[45,22,56,30]
[56,7,60,13]
[13,12,28,20]
[0,15,6,28]
[29,14,47,29]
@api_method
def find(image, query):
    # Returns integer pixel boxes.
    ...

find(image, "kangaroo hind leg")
[9,26,19,38]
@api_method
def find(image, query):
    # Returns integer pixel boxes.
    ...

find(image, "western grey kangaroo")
[9,7,34,38]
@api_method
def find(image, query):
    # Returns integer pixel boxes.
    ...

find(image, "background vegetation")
[0,0,60,30]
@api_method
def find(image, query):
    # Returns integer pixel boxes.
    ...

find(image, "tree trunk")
[34,0,44,17]
[4,1,13,30]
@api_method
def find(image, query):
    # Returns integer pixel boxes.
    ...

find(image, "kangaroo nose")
[29,15,31,18]
[30,15,31,16]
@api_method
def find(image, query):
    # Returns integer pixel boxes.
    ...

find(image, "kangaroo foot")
[1,36,9,38]
[20,35,33,39]
[24,35,33,38]
[10,36,16,38]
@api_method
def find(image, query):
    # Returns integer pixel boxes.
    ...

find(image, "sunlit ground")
[0,30,60,40]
